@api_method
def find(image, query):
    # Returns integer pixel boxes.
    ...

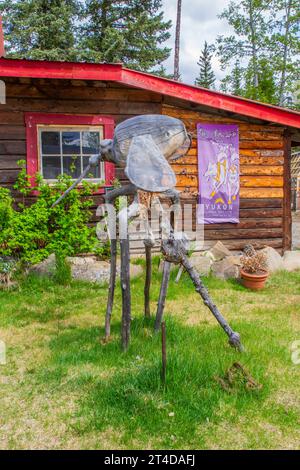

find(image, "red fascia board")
[121,68,300,129]
[0,58,122,81]
[0,58,299,129]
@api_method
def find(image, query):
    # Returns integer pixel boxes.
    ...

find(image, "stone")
[282,251,300,272]
[31,254,143,283]
[209,241,231,261]
[190,254,212,276]
[260,247,284,273]
[211,257,240,280]
[30,253,56,276]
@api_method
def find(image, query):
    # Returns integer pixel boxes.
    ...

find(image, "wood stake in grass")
[161,321,167,385]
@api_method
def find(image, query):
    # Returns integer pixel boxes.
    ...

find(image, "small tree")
[195,41,216,89]
[0,0,80,61]
[220,60,244,96]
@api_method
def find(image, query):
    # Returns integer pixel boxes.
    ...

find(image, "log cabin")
[0,57,300,254]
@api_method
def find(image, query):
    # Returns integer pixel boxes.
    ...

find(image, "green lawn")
[0,262,299,450]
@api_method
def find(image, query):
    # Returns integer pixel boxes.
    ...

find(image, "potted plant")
[240,244,269,290]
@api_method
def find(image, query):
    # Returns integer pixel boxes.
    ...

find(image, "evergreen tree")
[220,60,244,96]
[0,0,80,61]
[79,0,171,72]
[195,41,216,89]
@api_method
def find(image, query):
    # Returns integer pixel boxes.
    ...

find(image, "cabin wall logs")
[0,78,290,253]
[162,104,288,253]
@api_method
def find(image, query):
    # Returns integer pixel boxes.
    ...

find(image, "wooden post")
[283,131,292,252]
[154,260,171,331]
[120,236,131,351]
[105,238,117,339]
[144,242,152,318]
[161,321,167,385]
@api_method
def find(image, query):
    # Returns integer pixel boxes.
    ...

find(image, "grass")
[0,261,299,450]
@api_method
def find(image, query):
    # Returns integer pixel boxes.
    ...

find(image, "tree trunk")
[174,0,182,81]
[278,0,292,106]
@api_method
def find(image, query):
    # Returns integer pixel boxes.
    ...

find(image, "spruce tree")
[0,0,80,61]
[79,0,171,72]
[220,60,244,96]
[195,41,216,89]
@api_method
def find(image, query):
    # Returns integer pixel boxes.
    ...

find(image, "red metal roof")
[0,57,300,129]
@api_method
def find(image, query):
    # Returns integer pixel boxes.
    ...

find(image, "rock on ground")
[190,254,212,276]
[260,247,284,273]
[282,251,300,272]
[211,257,240,280]
[30,254,143,283]
[209,241,232,261]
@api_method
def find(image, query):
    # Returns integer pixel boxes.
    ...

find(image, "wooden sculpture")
[53,114,243,352]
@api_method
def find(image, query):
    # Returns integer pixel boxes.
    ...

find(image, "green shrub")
[0,163,110,264]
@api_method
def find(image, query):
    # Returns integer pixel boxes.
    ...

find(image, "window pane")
[42,156,61,179]
[41,132,60,155]
[63,156,81,178]
[83,156,100,179]
[62,131,80,154]
[82,132,100,154]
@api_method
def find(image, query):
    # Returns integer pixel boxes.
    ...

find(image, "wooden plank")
[240,176,283,187]
[0,110,25,124]
[240,156,284,166]
[0,169,20,183]
[0,126,26,140]
[240,166,283,176]
[240,188,283,198]
[239,198,283,208]
[4,98,161,115]
[0,155,22,169]
[204,228,282,240]
[0,140,26,154]
[203,218,282,230]
[239,208,283,218]
[239,140,284,150]
[5,82,162,103]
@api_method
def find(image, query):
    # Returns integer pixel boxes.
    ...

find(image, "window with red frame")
[25,113,115,188]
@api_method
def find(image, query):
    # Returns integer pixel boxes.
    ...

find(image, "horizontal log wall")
[0,77,290,253]
[0,77,161,206]
[162,103,287,252]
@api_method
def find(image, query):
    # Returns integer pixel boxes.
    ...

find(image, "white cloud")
[161,0,233,85]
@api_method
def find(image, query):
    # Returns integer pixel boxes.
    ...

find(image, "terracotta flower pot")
[240,269,269,290]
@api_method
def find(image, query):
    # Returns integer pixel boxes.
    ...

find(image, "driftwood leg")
[161,237,243,351]
[181,255,243,351]
[105,238,117,339]
[144,241,152,318]
[120,236,131,351]
[103,184,136,345]
[154,260,172,332]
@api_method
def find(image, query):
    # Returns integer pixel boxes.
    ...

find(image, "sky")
[161,0,232,85]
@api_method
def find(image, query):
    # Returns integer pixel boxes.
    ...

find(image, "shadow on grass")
[41,316,272,448]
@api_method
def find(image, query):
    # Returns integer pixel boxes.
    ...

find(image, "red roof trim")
[0,58,299,129]
[0,58,122,80]
[120,68,300,129]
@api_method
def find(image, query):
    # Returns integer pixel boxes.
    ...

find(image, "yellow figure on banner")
[204,143,239,205]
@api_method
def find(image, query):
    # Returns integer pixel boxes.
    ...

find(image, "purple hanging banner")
[197,123,240,224]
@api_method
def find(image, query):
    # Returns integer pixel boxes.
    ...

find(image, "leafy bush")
[0,162,110,265]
